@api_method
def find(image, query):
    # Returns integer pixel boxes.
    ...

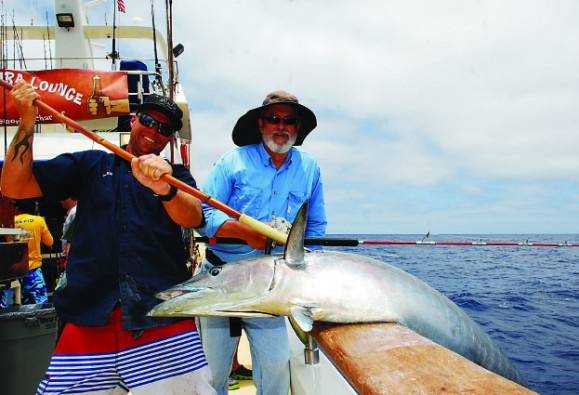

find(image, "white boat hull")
[287,318,356,395]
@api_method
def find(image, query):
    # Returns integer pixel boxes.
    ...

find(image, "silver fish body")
[149,202,528,387]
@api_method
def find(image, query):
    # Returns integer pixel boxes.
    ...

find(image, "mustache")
[262,132,296,154]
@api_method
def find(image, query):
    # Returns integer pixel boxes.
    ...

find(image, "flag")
[117,0,126,13]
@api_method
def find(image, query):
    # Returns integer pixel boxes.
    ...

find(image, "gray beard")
[262,132,296,154]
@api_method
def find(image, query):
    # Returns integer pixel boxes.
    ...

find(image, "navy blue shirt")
[34,149,195,330]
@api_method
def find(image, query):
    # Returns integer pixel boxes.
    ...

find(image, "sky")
[8,0,579,234]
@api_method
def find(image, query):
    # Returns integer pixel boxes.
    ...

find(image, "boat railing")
[122,69,167,112]
[1,56,166,65]
[292,322,539,395]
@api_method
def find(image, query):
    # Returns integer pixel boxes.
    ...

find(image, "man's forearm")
[163,191,204,228]
[1,121,43,198]
[215,219,268,250]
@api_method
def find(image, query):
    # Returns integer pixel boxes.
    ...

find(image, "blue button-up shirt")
[202,143,327,262]
[33,149,196,330]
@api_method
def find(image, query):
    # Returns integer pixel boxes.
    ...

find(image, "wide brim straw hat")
[232,90,317,147]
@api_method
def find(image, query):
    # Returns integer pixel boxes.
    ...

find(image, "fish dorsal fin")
[284,200,308,265]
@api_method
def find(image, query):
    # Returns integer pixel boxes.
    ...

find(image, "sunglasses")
[262,115,299,126]
[137,113,175,137]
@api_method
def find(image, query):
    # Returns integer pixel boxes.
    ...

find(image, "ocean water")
[327,234,579,395]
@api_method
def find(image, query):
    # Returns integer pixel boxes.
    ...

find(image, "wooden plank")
[311,322,538,395]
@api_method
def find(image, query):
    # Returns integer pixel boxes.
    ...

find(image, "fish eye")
[209,267,222,276]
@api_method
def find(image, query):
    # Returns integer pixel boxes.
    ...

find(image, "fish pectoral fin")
[288,316,309,345]
[290,305,314,332]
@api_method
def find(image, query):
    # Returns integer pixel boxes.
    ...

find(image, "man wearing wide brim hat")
[232,90,317,147]
[199,90,327,395]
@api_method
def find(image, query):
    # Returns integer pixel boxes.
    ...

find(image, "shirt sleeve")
[40,217,54,247]
[200,156,233,237]
[33,151,92,201]
[303,162,327,249]
[171,163,198,189]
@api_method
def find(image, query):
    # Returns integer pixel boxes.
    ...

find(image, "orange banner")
[0,69,129,126]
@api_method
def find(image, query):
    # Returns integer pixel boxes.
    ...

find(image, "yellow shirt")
[14,213,54,270]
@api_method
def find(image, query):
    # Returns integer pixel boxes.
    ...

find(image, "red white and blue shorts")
[36,308,216,394]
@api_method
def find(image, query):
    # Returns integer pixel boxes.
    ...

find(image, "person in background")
[59,197,77,270]
[0,198,54,307]
[198,90,327,395]
[14,198,54,304]
[2,80,216,394]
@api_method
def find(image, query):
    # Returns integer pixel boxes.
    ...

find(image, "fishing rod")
[111,0,117,69]
[195,236,579,247]
[150,0,164,95]
[358,240,579,247]
[0,79,289,245]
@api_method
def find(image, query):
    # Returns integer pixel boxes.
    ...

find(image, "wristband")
[155,185,178,202]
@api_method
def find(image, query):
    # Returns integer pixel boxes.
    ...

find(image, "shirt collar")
[258,142,294,169]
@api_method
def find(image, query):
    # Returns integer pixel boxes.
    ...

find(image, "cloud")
[6,0,579,234]
[180,1,579,234]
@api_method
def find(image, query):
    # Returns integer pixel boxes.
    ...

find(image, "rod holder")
[304,333,319,365]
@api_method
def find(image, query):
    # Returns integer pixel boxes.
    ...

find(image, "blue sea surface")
[327,234,579,395]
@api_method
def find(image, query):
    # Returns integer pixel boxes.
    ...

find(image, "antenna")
[150,0,164,93]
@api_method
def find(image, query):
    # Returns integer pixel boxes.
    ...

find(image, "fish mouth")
[148,296,276,318]
[212,309,276,318]
[207,297,277,318]
[155,286,209,301]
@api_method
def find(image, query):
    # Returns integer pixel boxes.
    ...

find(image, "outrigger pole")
[195,236,579,247]
[0,79,289,245]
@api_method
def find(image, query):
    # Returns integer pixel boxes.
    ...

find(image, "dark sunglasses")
[262,115,299,126]
[137,113,175,137]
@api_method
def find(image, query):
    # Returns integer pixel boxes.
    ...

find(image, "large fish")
[149,202,528,387]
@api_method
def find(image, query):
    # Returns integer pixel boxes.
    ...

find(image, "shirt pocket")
[287,191,310,219]
[88,173,115,210]
[230,185,263,218]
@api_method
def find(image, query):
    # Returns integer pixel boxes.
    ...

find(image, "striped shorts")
[36,308,216,395]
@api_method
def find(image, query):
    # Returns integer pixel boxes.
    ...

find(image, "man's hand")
[10,80,40,122]
[130,154,172,195]
[245,229,270,250]
[130,154,203,227]
[216,220,270,250]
